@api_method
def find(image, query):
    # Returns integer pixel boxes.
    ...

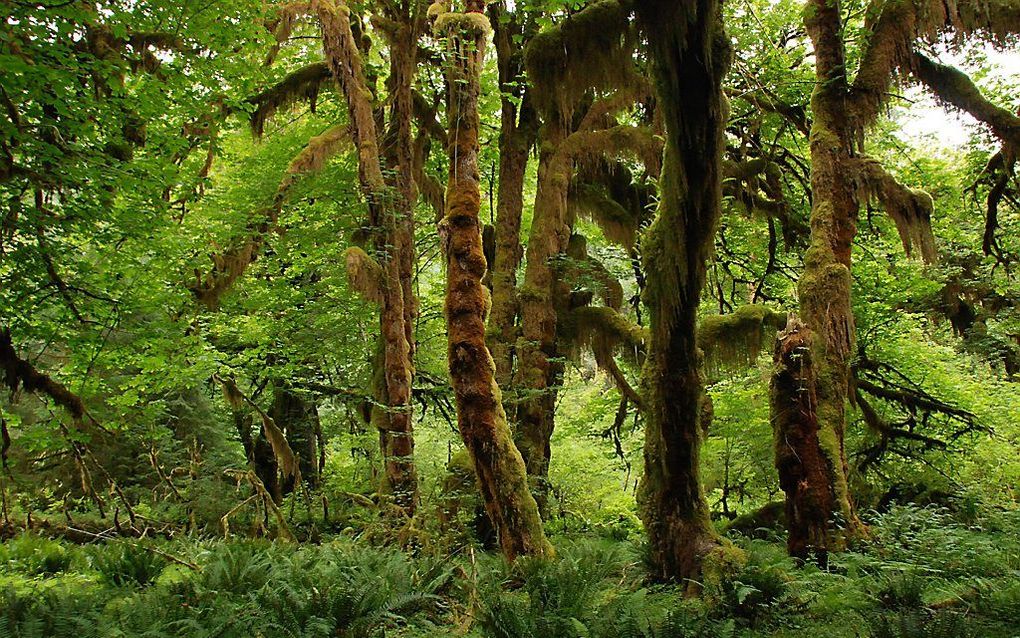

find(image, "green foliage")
[0,535,77,577]
[90,544,167,588]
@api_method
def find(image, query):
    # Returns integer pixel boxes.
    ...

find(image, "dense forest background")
[1,0,1020,636]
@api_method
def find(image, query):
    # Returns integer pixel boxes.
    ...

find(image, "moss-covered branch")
[248,62,332,139]
[1,329,87,425]
[190,126,351,308]
[699,305,788,377]
[851,0,1020,130]
[854,156,937,264]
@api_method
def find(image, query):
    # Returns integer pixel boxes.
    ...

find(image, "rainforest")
[1,0,1020,636]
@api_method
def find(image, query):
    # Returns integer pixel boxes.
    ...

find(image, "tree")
[633,0,738,583]
[772,0,1020,560]
[434,0,551,561]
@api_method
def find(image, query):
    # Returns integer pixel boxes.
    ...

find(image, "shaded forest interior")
[2,0,1020,636]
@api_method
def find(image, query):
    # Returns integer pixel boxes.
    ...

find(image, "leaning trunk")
[634,0,734,584]
[437,4,551,561]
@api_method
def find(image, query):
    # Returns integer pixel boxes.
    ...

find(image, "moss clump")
[699,305,788,376]
[523,0,637,117]
[701,541,748,600]
[433,11,491,36]
[856,156,936,263]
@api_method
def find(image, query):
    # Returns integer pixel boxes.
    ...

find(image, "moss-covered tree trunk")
[513,115,570,508]
[234,411,284,505]
[486,6,536,390]
[768,0,865,560]
[271,385,320,492]
[316,0,418,513]
[436,3,552,561]
[634,0,734,584]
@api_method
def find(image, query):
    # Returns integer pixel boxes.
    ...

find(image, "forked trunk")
[315,0,418,513]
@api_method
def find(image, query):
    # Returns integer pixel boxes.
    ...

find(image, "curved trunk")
[634,0,733,584]
[437,4,551,562]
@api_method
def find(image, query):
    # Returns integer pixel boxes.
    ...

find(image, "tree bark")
[633,0,735,584]
[271,385,321,491]
[513,115,571,509]
[486,6,537,391]
[769,0,866,559]
[436,3,552,562]
[316,0,418,513]
[770,319,841,561]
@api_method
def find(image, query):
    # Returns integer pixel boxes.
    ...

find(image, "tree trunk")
[486,6,536,391]
[770,319,841,561]
[437,3,551,562]
[234,411,282,505]
[316,0,418,513]
[271,385,320,492]
[513,115,570,510]
[633,0,735,584]
[769,0,864,558]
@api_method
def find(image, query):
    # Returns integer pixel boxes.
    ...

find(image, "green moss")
[433,11,491,37]
[523,0,636,116]
[701,541,748,600]
[699,305,788,376]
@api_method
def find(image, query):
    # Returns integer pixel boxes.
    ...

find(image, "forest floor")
[1,503,1018,637]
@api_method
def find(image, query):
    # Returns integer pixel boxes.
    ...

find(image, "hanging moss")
[344,247,384,304]
[560,126,662,178]
[564,306,647,356]
[248,62,331,138]
[569,183,640,248]
[523,0,637,117]
[699,305,789,377]
[856,157,937,263]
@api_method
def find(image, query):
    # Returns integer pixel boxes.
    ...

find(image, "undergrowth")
[0,504,1017,637]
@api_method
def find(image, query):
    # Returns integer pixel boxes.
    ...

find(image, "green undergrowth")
[0,504,1018,638]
